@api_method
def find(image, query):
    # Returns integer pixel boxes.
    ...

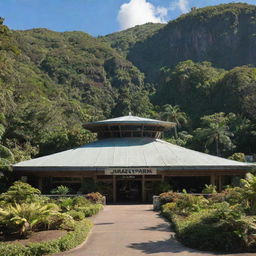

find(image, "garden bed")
[1,230,67,245]
[159,175,256,253]
[0,182,104,256]
[0,219,92,256]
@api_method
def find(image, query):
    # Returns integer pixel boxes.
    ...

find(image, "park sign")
[105,168,157,175]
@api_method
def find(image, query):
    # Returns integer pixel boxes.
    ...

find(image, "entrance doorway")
[116,178,142,202]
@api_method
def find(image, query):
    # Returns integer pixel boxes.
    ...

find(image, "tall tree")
[193,113,234,156]
[160,104,188,138]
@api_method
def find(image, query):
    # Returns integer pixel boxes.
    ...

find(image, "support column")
[113,176,116,203]
[210,174,216,186]
[161,175,165,182]
[218,176,223,192]
[142,175,146,203]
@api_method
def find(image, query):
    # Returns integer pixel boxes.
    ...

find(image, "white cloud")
[117,0,168,30]
[170,0,190,13]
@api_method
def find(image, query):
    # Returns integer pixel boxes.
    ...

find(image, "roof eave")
[13,164,253,172]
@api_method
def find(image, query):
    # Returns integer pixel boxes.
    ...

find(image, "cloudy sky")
[0,0,255,36]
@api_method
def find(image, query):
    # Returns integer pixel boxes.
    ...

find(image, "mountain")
[1,3,256,168]
[0,22,152,161]
[104,3,256,81]
[14,28,151,117]
[102,22,164,56]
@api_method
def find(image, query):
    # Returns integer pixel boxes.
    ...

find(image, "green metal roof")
[13,137,253,171]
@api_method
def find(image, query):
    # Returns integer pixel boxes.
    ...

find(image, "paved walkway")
[55,205,255,256]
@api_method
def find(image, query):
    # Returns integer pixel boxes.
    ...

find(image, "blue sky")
[0,0,255,36]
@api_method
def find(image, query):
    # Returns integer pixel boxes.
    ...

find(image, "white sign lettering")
[105,168,157,175]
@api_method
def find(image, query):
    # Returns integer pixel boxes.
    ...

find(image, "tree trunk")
[174,126,178,139]
[216,135,220,156]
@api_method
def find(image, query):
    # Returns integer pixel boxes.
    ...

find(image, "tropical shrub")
[72,196,91,207]
[46,212,74,230]
[202,184,217,194]
[67,210,85,221]
[0,203,59,237]
[56,197,74,212]
[228,153,246,162]
[76,204,103,217]
[175,194,209,216]
[161,202,177,219]
[160,173,256,252]
[50,185,70,195]
[85,192,104,204]
[0,219,92,256]
[210,187,245,206]
[159,191,181,205]
[0,181,41,204]
[241,173,256,214]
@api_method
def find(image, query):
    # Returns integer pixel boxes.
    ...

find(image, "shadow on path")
[141,222,171,232]
[128,236,220,255]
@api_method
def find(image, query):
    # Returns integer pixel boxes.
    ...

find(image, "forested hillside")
[104,3,256,81]
[1,3,256,179]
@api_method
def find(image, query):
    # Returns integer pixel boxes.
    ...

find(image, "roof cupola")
[84,115,175,139]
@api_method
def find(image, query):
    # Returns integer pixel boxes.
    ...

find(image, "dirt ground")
[1,229,67,246]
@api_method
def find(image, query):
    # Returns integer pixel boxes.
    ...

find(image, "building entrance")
[116,178,142,202]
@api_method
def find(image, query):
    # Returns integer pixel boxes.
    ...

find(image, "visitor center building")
[13,115,253,203]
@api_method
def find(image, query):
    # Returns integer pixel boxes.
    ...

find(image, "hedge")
[0,219,92,256]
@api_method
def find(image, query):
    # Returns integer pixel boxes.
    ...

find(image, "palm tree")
[195,122,234,156]
[160,104,188,138]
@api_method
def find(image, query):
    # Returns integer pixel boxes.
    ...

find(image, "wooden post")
[113,176,116,203]
[218,176,223,192]
[142,175,145,203]
[210,174,216,186]
[161,175,165,182]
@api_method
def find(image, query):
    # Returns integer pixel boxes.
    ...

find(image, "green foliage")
[0,219,92,256]
[192,112,235,156]
[66,210,85,221]
[119,3,256,82]
[175,194,209,216]
[159,191,182,205]
[85,192,104,204]
[0,19,153,165]
[0,181,101,250]
[102,23,164,56]
[202,184,217,194]
[57,198,74,212]
[0,8,256,163]
[161,173,256,252]
[160,104,187,138]
[228,152,246,162]
[174,210,256,252]
[72,196,91,207]
[241,173,256,214]
[0,203,58,237]
[51,185,70,195]
[75,204,103,217]
[45,212,74,230]
[161,202,177,219]
[0,181,41,204]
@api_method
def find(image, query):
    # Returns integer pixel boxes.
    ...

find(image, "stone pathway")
[54,205,255,256]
